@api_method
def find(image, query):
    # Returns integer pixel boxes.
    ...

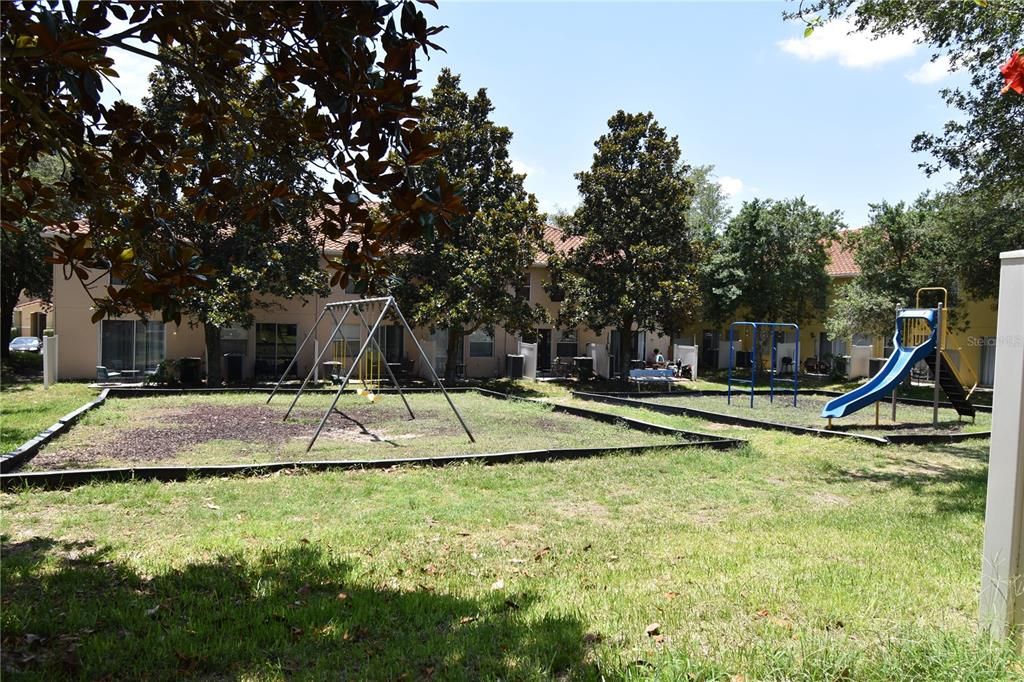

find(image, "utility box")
[519,342,537,380]
[505,354,525,379]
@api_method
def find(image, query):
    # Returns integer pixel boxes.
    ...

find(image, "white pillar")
[980,249,1024,643]
[42,334,58,389]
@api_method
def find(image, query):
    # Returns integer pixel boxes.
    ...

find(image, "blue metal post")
[727,324,735,405]
[750,324,757,408]
[769,327,777,404]
[793,324,800,406]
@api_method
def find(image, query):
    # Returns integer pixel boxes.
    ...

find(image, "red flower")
[1000,50,1024,95]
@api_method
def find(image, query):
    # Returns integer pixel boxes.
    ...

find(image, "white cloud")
[511,158,542,177]
[905,54,953,84]
[717,176,744,198]
[778,18,920,69]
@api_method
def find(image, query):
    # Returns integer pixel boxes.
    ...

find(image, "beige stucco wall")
[46,259,1002,385]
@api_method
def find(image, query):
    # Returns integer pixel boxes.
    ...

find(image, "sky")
[105,1,964,228]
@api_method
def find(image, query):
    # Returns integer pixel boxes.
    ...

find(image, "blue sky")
[413,1,961,227]
[107,1,962,228]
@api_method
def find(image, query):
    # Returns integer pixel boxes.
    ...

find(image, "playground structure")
[727,321,800,408]
[266,296,475,451]
[822,287,978,427]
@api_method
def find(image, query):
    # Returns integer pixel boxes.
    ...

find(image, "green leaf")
[804,25,815,38]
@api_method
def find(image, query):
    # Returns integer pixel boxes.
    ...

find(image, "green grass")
[0,383,98,453]
[26,391,678,470]
[1,381,1019,679]
[638,393,991,436]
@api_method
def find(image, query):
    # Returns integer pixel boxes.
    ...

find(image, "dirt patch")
[808,491,850,508]
[31,404,317,468]
[551,500,612,524]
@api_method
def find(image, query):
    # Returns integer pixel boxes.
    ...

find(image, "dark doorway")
[701,330,719,370]
[537,329,552,371]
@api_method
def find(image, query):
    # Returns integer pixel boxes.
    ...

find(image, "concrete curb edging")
[573,391,991,446]
[0,389,109,474]
[0,442,740,491]
[591,388,992,414]
[572,391,891,445]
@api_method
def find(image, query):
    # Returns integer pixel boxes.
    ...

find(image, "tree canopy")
[787,0,1023,296]
[824,198,952,342]
[388,69,547,381]
[547,111,700,374]
[134,57,328,384]
[1,1,461,324]
[703,197,843,327]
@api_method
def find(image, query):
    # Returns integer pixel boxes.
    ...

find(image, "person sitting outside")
[651,348,666,368]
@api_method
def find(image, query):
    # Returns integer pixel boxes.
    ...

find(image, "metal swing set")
[266,296,475,452]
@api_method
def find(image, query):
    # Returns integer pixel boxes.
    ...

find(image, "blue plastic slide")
[821,309,937,419]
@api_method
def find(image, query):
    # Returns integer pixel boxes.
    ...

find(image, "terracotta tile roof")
[826,236,860,277]
[536,225,584,264]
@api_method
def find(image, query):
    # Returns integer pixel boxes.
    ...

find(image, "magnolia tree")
[547,111,701,376]
[388,70,547,381]
[1,1,461,325]
[134,58,328,385]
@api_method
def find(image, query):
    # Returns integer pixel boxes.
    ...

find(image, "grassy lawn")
[0,383,98,453]
[26,391,679,470]
[637,392,991,437]
[2,382,1019,679]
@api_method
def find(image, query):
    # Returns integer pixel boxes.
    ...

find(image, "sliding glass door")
[255,323,298,378]
[101,320,166,372]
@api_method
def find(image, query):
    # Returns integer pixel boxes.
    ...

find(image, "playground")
[22,390,685,471]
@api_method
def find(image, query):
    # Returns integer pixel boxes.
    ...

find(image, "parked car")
[8,336,42,353]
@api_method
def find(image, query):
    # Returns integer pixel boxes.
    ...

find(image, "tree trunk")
[444,328,463,383]
[1,290,18,361]
[617,318,634,380]
[204,323,222,387]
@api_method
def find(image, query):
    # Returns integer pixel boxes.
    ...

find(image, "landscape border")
[573,390,992,446]
[0,386,744,490]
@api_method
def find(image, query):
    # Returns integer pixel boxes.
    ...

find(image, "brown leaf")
[459,615,478,625]
[664,591,680,601]
[533,546,551,561]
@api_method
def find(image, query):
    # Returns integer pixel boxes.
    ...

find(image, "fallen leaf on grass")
[490,579,504,591]
[645,623,660,637]
[337,592,348,601]
[145,605,160,618]
[204,503,220,510]
[664,591,680,601]
[534,546,550,561]
[459,615,479,625]
[422,564,437,575]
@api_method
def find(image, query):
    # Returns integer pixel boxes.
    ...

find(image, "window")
[331,324,361,365]
[221,327,248,356]
[556,329,578,358]
[468,329,493,357]
[101,320,165,372]
[852,333,872,347]
[255,323,297,378]
[373,325,405,363]
[516,273,531,302]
